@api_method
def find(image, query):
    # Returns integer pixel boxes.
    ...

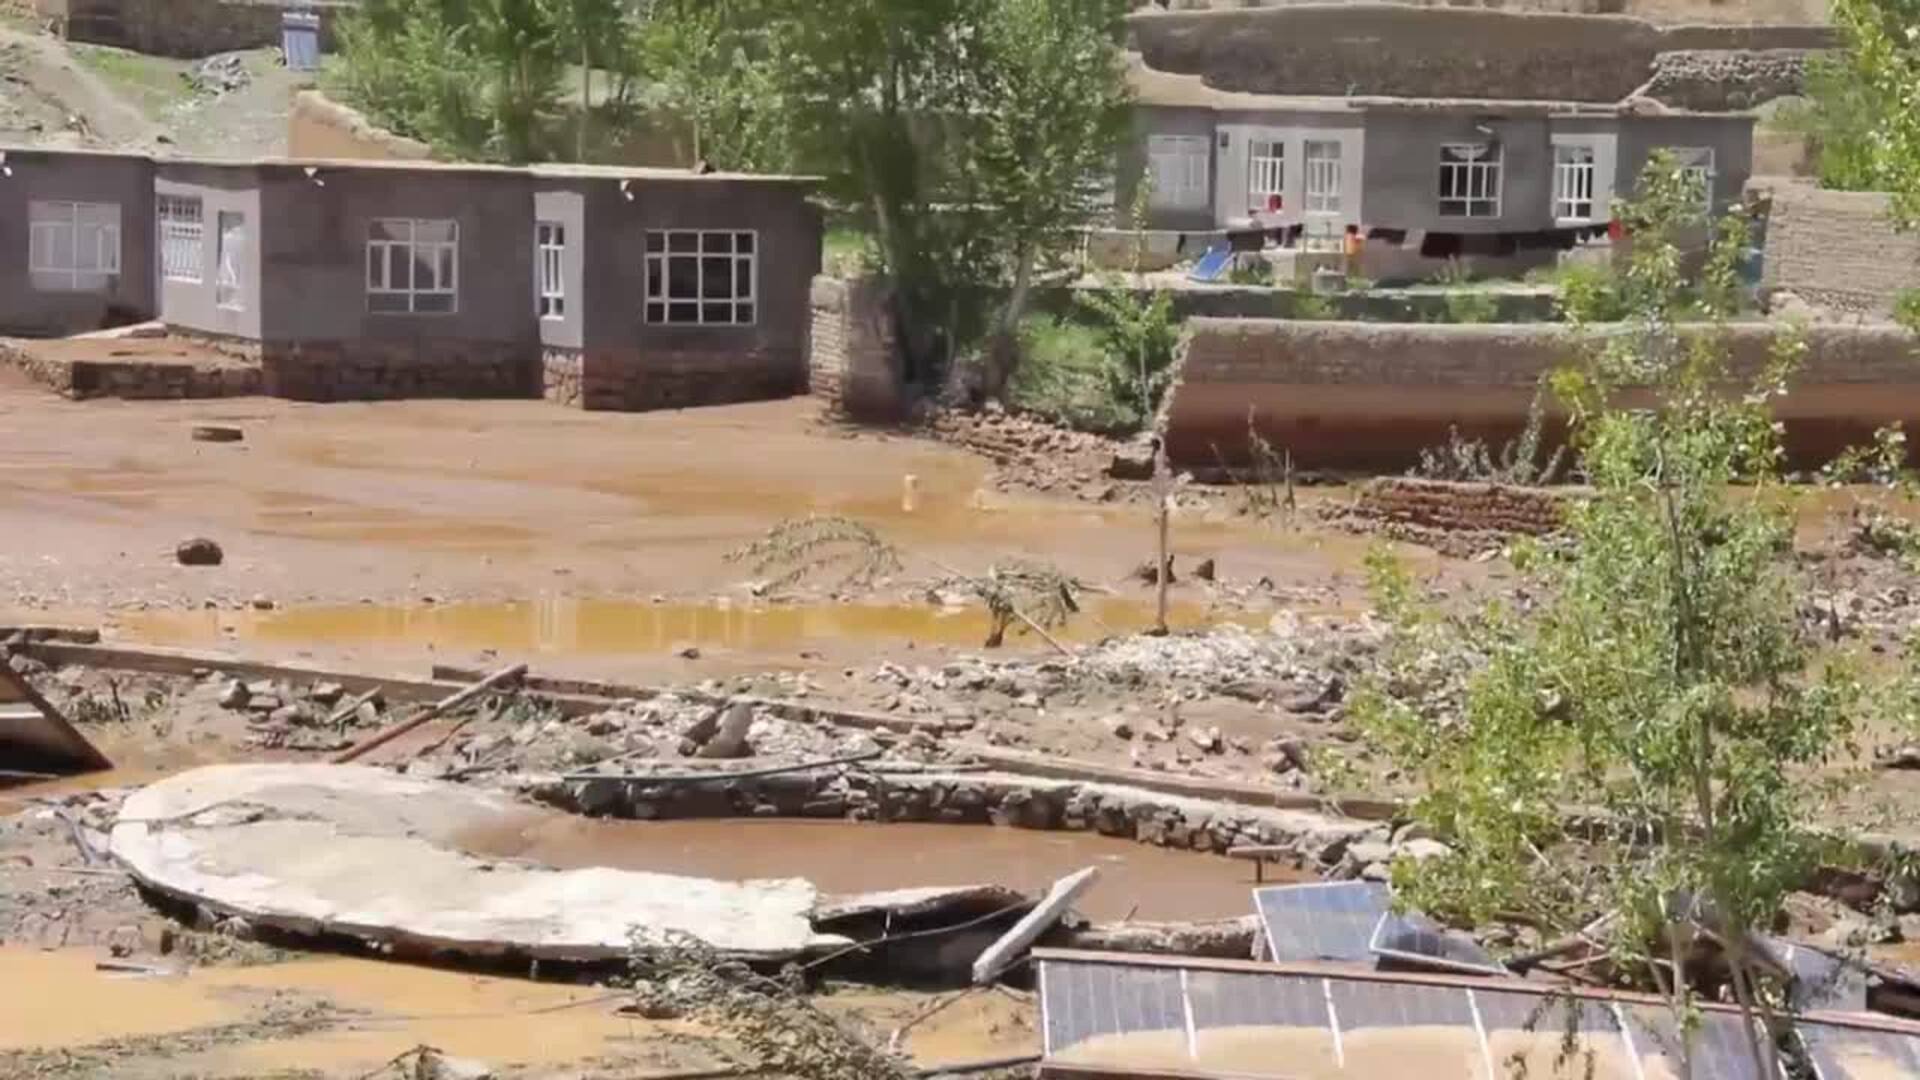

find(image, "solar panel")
[1328,977,1476,1031]
[1253,881,1389,964]
[1762,938,1870,1013]
[1188,246,1232,283]
[1039,959,1185,1058]
[1623,1004,1768,1080]
[1800,1020,1920,1080]
[1369,908,1510,977]
[1186,969,1327,1031]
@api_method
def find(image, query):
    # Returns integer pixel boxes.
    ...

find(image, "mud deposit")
[454,816,1288,923]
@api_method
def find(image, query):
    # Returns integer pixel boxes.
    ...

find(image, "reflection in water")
[453,815,1300,922]
[119,595,1256,655]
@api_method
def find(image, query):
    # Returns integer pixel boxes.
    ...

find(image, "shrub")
[1009,314,1140,434]
[1441,291,1500,324]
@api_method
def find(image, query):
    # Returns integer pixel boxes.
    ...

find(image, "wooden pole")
[1152,439,1171,635]
[330,663,527,765]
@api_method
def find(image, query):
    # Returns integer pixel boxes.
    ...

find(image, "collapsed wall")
[1759,181,1920,321]
[1128,5,1832,104]
[1161,319,1920,471]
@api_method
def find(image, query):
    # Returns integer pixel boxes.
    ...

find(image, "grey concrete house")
[3,149,822,410]
[1123,62,1755,264]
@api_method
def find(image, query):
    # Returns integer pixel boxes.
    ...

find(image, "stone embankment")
[0,336,261,400]
[1329,476,1578,552]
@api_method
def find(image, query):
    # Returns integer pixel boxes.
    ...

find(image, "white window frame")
[1247,138,1285,210]
[1438,143,1503,219]
[29,201,121,293]
[1146,134,1210,211]
[365,218,458,315]
[157,195,204,284]
[644,229,757,327]
[1304,139,1343,215]
[1668,146,1716,212]
[215,211,245,312]
[1552,144,1597,224]
[536,221,565,320]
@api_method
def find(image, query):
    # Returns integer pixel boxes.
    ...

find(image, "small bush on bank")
[1009,314,1142,434]
[1441,291,1500,324]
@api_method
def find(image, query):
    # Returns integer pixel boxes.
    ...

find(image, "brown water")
[454,816,1294,922]
[116,594,1261,656]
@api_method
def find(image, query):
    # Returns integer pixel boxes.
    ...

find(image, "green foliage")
[331,0,567,161]
[1290,292,1337,321]
[1009,314,1139,434]
[1360,156,1889,1074]
[1441,290,1500,324]
[1550,261,1629,324]
[1896,288,1920,335]
[1076,283,1180,431]
[1765,57,1884,194]
[1828,0,1920,225]
[929,559,1085,648]
[1227,258,1273,286]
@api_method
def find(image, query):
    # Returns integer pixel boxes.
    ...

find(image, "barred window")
[1438,143,1502,218]
[366,218,457,314]
[536,222,565,319]
[644,230,756,326]
[158,195,204,283]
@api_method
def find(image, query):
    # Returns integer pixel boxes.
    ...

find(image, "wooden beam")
[331,663,528,765]
[0,654,111,772]
[973,866,1100,985]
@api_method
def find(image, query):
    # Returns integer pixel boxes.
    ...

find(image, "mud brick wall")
[1129,6,1832,103]
[1350,477,1574,537]
[1643,49,1814,111]
[1163,319,1920,470]
[62,0,344,58]
[261,339,537,402]
[1760,182,1920,319]
[808,275,902,421]
[287,91,433,164]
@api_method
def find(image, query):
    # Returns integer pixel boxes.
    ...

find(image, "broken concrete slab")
[972,866,1100,984]
[110,763,846,963]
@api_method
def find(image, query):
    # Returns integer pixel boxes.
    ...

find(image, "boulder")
[175,538,224,566]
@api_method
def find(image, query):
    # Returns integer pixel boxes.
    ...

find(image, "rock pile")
[919,405,1135,499]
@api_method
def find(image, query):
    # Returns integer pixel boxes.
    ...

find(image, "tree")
[1356,156,1883,1077]
[972,0,1133,400]
[1829,0,1920,227]
[555,0,629,159]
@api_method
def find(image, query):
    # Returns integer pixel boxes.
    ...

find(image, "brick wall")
[808,275,903,420]
[1347,477,1573,537]
[1163,318,1920,469]
[1759,181,1920,319]
[261,339,536,402]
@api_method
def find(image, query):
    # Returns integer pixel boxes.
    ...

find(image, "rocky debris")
[1878,746,1920,770]
[918,406,1136,498]
[1108,437,1157,481]
[190,425,243,443]
[206,672,390,751]
[696,700,756,759]
[175,537,223,566]
[189,53,251,96]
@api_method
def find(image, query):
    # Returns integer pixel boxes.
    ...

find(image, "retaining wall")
[808,275,904,420]
[286,90,433,164]
[1759,181,1920,320]
[1129,6,1833,103]
[1163,319,1920,470]
[0,336,263,399]
[260,339,537,402]
[554,346,806,412]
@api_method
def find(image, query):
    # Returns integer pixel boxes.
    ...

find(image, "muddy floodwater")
[454,816,1300,922]
[118,595,1261,656]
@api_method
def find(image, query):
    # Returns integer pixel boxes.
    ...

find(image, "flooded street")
[454,816,1293,923]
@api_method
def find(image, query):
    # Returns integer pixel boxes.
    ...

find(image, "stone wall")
[1162,318,1920,469]
[61,0,345,58]
[559,346,805,412]
[539,768,1379,870]
[260,339,537,402]
[1129,6,1833,103]
[1642,48,1813,111]
[286,90,433,164]
[808,275,904,421]
[1132,0,1832,25]
[0,338,261,400]
[1759,181,1920,320]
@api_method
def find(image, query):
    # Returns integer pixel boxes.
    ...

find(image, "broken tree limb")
[971,866,1100,985]
[331,663,527,765]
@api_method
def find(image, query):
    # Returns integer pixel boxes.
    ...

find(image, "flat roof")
[0,144,820,185]
[1125,54,1752,119]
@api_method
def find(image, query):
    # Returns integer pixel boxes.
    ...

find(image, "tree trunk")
[983,244,1037,402]
[578,41,590,161]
